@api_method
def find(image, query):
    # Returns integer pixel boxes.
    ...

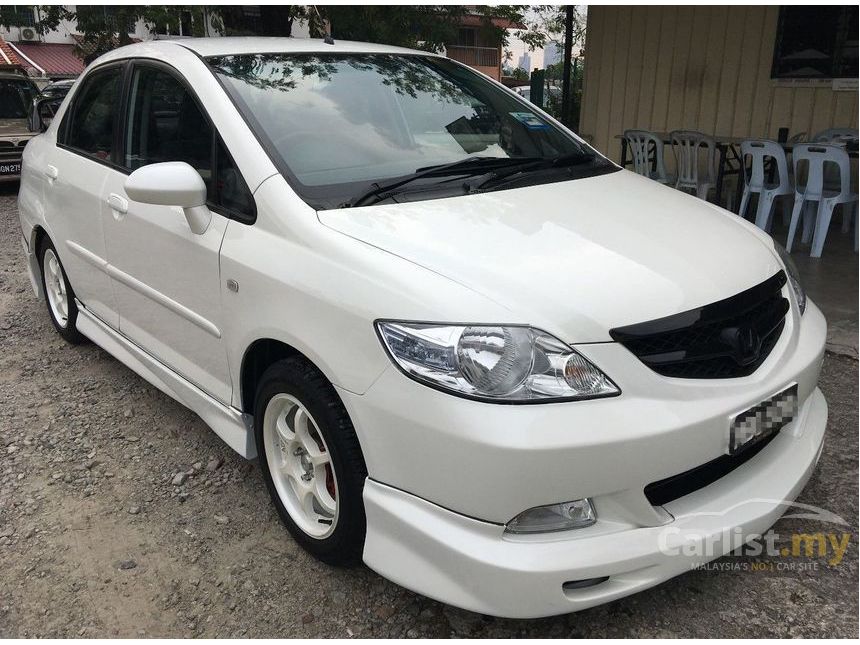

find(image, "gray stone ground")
[0,185,857,637]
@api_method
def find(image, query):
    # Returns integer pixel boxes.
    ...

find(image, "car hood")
[318,170,782,342]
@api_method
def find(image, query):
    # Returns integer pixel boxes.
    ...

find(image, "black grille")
[644,430,778,506]
[610,272,789,379]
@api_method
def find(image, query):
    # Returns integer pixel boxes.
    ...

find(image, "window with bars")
[771,6,859,79]
[4,7,36,27]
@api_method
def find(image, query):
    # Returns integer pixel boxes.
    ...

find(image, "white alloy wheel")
[43,248,69,328]
[263,393,339,538]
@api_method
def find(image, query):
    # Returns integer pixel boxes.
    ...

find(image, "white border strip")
[7,41,46,76]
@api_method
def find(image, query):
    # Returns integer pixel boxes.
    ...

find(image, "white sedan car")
[18,38,827,618]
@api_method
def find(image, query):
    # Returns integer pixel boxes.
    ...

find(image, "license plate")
[729,385,797,454]
[0,161,21,176]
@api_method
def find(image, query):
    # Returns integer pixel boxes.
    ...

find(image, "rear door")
[44,64,125,328]
[100,61,255,404]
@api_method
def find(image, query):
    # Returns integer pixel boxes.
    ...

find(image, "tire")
[254,356,368,565]
[38,236,84,344]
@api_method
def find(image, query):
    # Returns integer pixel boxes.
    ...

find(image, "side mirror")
[125,162,211,234]
[29,96,61,133]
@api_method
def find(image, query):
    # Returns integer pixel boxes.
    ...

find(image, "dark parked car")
[0,72,38,182]
[38,78,75,100]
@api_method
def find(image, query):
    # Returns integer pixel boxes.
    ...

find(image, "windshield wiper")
[344,152,597,208]
[474,152,596,181]
[345,156,543,207]
[465,151,598,192]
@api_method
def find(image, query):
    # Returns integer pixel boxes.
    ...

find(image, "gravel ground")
[0,184,857,638]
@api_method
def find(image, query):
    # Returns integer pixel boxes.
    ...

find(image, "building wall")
[0,7,153,45]
[579,5,859,161]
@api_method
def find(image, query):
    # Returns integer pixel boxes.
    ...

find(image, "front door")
[101,62,232,403]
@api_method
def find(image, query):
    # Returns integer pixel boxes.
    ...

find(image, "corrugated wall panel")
[697,6,730,135]
[580,5,860,162]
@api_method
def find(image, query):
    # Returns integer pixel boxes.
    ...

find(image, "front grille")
[610,272,789,379]
[0,140,27,163]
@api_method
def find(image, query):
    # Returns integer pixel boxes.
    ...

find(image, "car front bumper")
[362,386,825,617]
[339,300,827,617]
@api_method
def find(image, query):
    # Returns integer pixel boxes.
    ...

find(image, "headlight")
[774,242,806,315]
[376,322,620,402]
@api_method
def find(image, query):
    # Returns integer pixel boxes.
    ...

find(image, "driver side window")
[124,64,255,222]
[125,66,213,180]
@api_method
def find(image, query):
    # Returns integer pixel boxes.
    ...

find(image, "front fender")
[219,175,515,410]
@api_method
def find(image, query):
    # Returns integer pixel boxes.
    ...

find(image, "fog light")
[505,498,597,534]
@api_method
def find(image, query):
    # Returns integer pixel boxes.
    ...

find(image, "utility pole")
[560,5,574,127]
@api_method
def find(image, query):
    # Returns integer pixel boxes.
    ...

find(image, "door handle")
[44,165,58,181]
[107,193,128,215]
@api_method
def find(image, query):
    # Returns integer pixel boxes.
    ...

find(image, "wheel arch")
[31,224,47,253]
[240,337,346,415]
[29,225,49,299]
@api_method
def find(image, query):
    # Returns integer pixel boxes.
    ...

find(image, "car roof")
[97,37,437,62]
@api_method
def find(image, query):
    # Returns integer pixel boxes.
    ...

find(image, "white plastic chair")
[670,130,716,200]
[738,140,794,232]
[623,129,672,184]
[812,128,858,223]
[786,144,858,257]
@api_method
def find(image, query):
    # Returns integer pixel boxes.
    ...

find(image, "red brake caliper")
[311,428,337,500]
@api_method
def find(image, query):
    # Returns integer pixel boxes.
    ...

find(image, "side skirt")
[75,301,257,459]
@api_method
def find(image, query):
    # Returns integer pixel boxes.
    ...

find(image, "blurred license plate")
[729,385,797,454]
[0,161,21,176]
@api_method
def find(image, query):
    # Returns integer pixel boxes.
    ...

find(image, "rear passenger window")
[124,64,255,222]
[65,67,122,161]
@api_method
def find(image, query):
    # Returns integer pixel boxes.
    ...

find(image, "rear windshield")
[0,78,37,120]
[207,53,614,209]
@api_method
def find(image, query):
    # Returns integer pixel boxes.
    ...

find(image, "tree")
[524,5,586,53]
[543,57,584,126]
[0,5,576,70]
[0,5,216,62]
[306,6,551,54]
[511,67,530,82]
[523,6,587,128]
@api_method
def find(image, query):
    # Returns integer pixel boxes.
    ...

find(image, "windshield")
[207,53,615,209]
[0,78,37,120]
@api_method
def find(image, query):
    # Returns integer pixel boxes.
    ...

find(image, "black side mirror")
[29,97,61,133]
